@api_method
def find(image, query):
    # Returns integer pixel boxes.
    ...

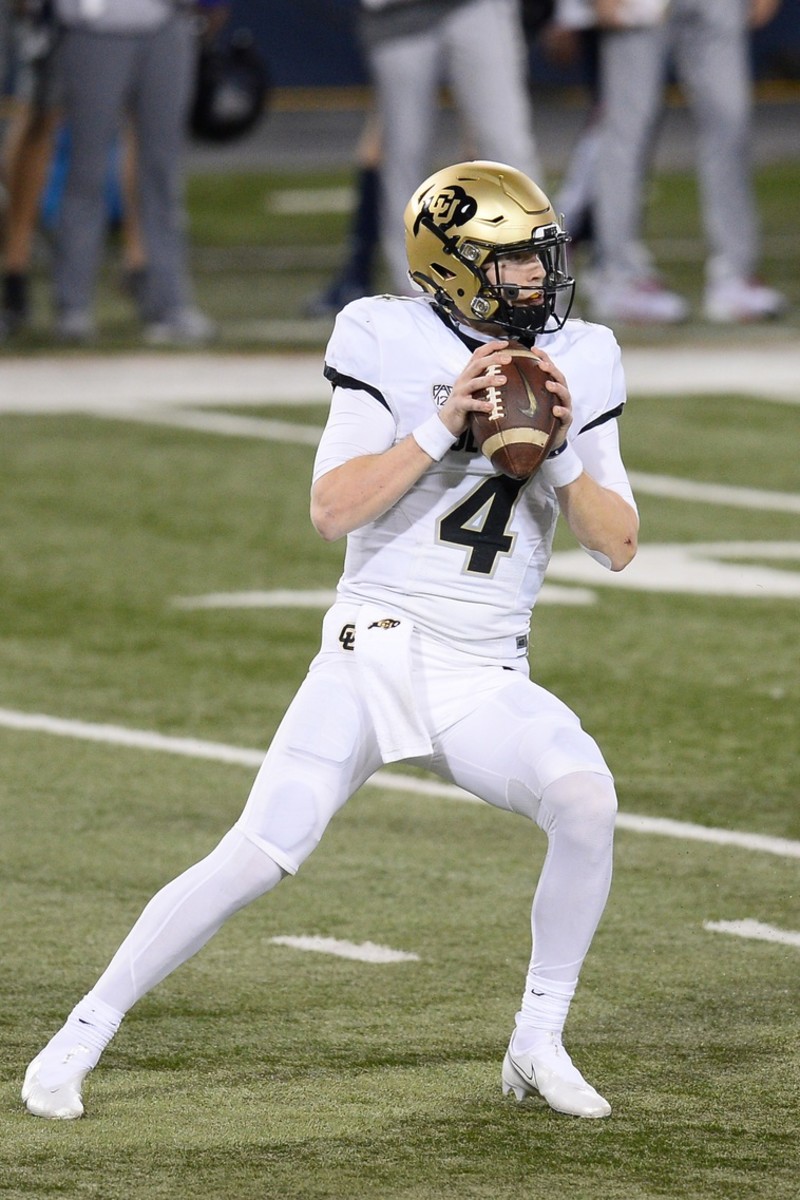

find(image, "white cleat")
[501,1031,611,1119]
[22,1052,91,1120]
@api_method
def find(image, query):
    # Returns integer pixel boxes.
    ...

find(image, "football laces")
[484,365,504,420]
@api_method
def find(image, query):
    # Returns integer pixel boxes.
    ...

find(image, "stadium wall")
[228,0,800,90]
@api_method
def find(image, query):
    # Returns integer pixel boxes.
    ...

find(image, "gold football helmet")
[404,160,574,342]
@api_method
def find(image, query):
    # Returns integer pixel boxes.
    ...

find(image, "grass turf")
[3,159,799,352]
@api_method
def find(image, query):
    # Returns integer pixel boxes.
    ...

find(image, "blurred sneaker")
[586,274,688,325]
[704,277,787,323]
[144,307,217,346]
[55,309,96,343]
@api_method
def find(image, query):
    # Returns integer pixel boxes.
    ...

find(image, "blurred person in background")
[0,1,150,340]
[308,1,556,315]
[51,0,217,344]
[0,0,9,96]
[359,0,547,294]
[1,0,65,339]
[304,104,382,317]
[540,0,601,249]
[585,0,787,324]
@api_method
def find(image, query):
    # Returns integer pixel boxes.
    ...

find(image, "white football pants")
[92,643,616,1017]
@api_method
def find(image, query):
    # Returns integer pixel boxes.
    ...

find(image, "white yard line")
[621,344,800,402]
[0,354,325,410]
[173,589,341,609]
[703,919,800,948]
[1,344,800,412]
[1,706,798,861]
[266,187,355,215]
[268,936,419,963]
[171,584,597,608]
[88,404,324,444]
[547,540,800,597]
[628,472,800,514]
[3,349,798,515]
[39,404,800,514]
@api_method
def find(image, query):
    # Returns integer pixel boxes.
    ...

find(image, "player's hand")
[438,341,512,438]
[533,348,573,452]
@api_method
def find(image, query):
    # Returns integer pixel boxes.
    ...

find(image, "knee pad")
[239,773,330,872]
[201,827,286,912]
[505,721,613,821]
[235,670,372,874]
[537,772,618,848]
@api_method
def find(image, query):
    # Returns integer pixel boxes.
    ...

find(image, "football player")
[23,161,638,1122]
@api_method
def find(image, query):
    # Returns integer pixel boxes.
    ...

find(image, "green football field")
[1,157,799,1199]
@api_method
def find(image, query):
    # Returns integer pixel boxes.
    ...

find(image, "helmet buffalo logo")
[416,185,477,234]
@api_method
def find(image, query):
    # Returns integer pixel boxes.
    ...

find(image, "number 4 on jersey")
[438,476,527,575]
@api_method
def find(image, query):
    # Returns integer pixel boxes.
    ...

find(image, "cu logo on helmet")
[426,186,477,231]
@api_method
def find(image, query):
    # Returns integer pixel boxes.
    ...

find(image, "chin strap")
[505,322,539,348]
[432,297,545,350]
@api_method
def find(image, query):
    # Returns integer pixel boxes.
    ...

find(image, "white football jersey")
[315,295,634,661]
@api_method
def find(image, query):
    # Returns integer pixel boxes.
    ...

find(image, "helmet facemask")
[468,229,575,342]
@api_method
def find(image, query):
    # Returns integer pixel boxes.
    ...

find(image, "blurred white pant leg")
[446,0,543,183]
[369,28,441,293]
[593,24,669,281]
[671,0,758,284]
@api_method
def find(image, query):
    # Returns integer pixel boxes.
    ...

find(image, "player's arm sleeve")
[574,330,637,512]
[312,385,397,482]
[570,336,638,570]
[574,417,637,514]
[570,419,638,570]
[313,300,399,482]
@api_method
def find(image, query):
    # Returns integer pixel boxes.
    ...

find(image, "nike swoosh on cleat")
[508,1052,538,1087]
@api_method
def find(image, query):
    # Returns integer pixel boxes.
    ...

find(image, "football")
[470,344,560,480]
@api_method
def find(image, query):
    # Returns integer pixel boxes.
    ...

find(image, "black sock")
[3,272,29,318]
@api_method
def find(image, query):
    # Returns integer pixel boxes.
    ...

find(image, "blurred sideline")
[186,81,800,175]
[1,343,799,410]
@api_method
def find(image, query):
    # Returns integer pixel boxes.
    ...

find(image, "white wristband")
[412,413,457,461]
[540,442,583,488]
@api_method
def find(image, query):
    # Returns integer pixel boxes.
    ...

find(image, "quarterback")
[23,161,638,1121]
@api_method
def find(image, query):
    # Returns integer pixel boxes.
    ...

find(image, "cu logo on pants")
[338,624,356,651]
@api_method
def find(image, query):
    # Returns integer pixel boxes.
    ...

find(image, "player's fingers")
[540,361,567,387]
[472,341,510,369]
[474,367,506,385]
